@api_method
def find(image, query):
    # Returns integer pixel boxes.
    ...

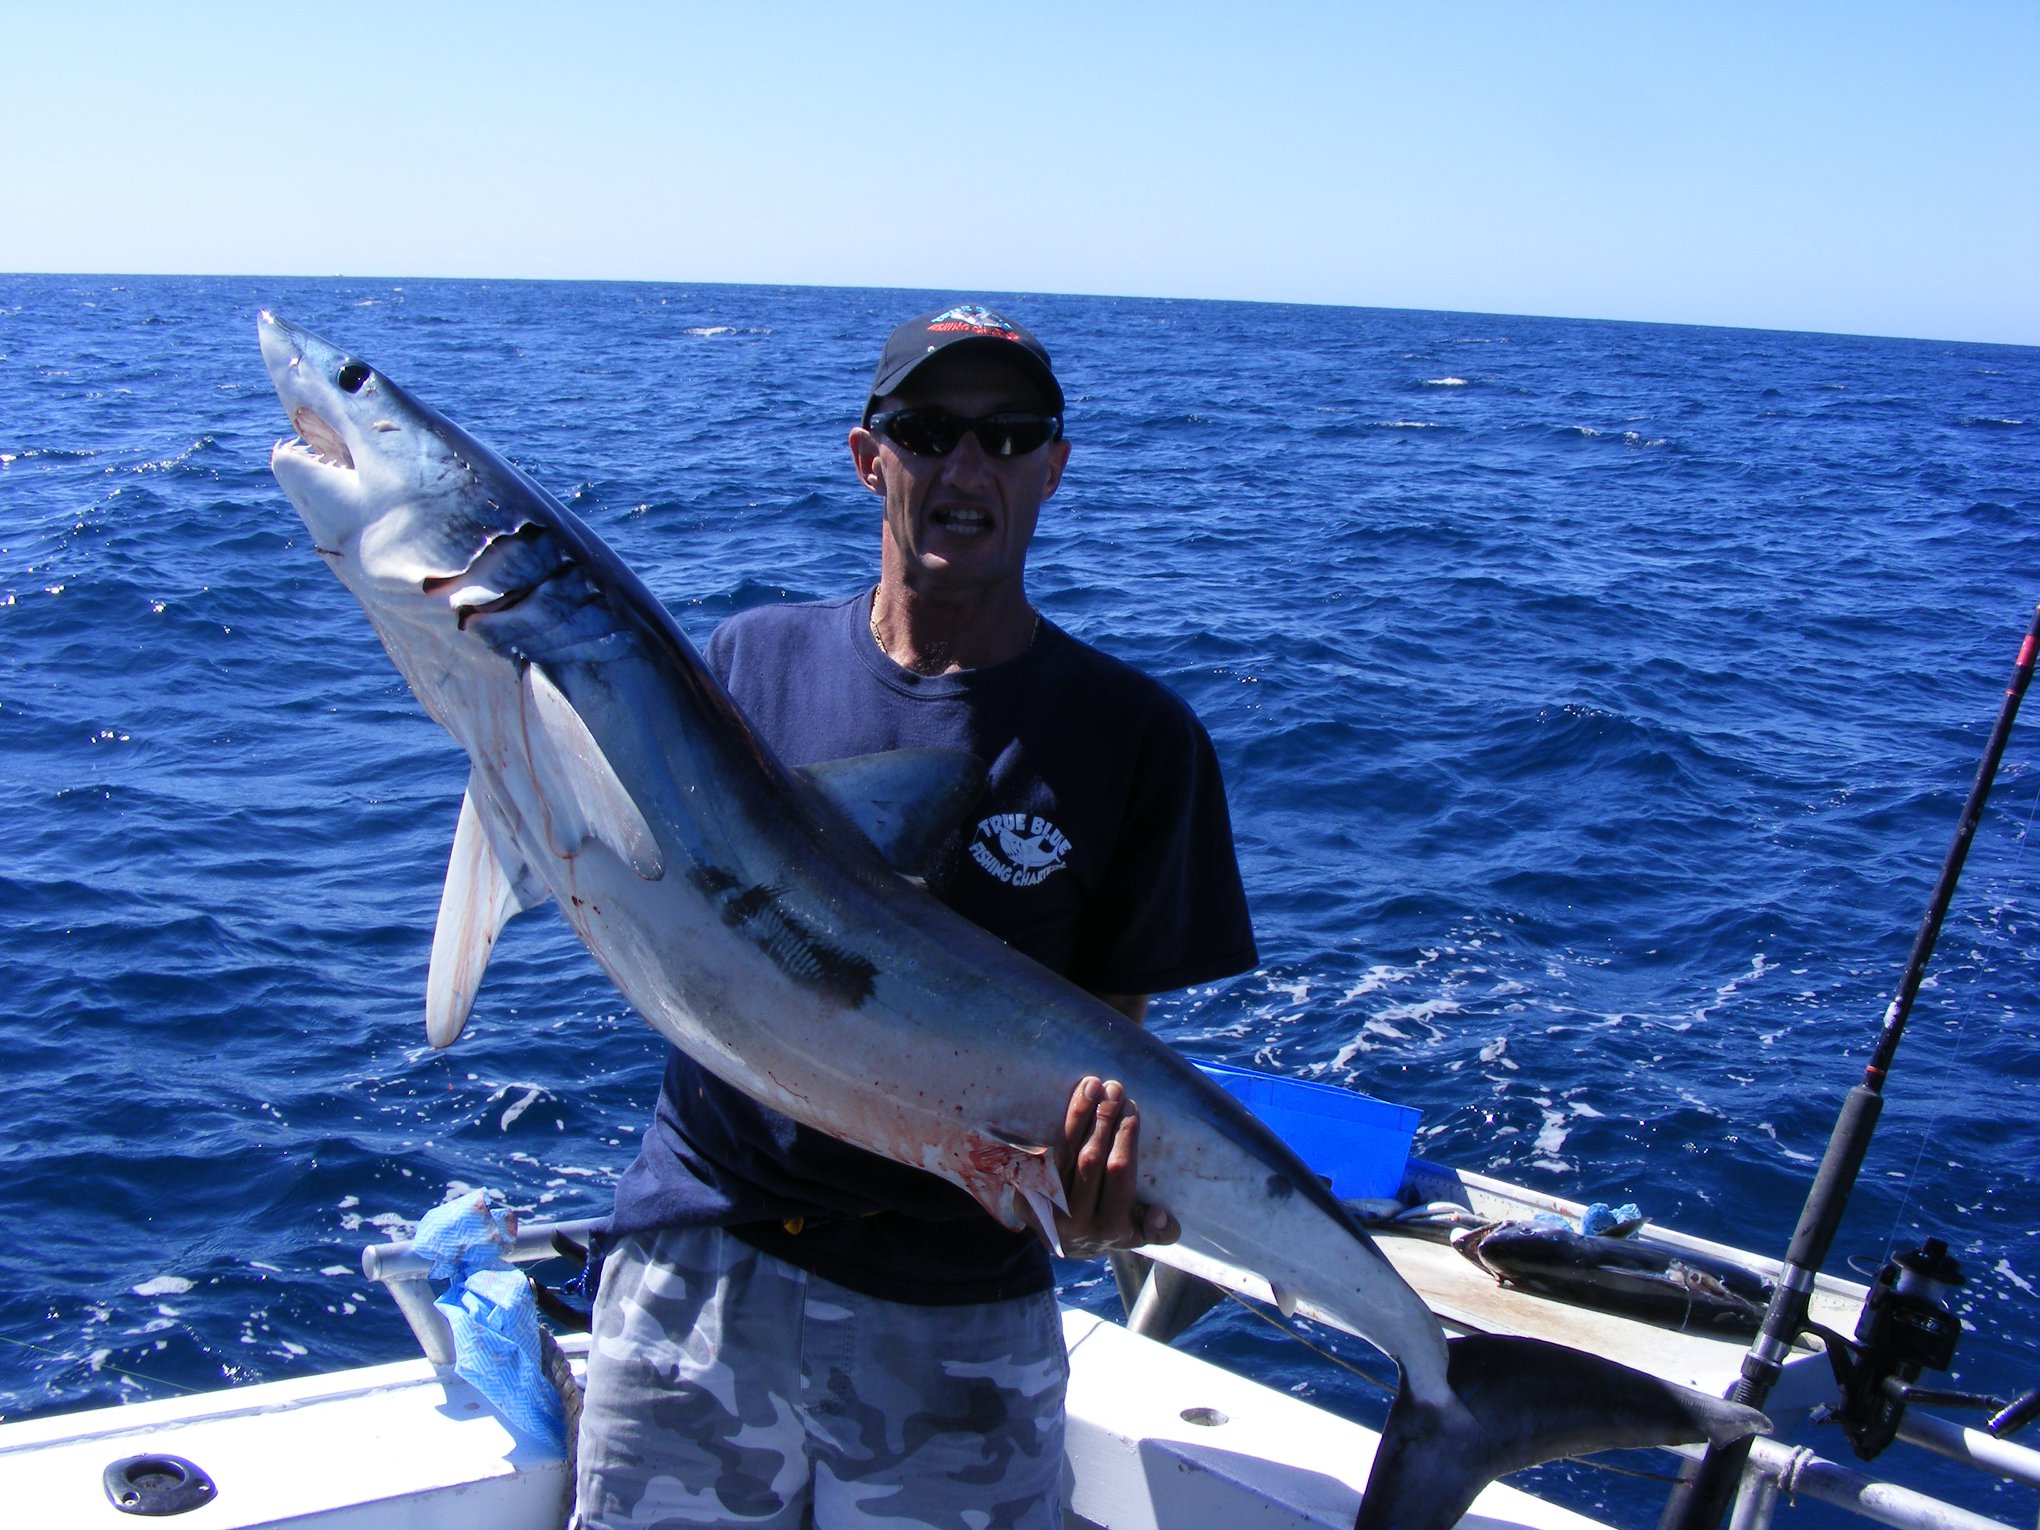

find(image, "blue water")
[4,275,2039,1523]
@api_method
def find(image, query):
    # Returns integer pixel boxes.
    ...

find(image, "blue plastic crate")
[1194,1061,1420,1201]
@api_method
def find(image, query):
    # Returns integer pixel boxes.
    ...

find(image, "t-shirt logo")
[970,812,1071,887]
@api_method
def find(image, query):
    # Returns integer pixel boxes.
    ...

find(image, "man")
[576,305,1257,1529]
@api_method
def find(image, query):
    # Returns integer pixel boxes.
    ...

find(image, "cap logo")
[925,304,1022,341]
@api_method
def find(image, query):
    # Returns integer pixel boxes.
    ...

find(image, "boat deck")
[0,1346,570,1528]
[1063,1308,1610,1530]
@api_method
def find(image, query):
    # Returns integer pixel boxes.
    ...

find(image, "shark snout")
[257,310,306,382]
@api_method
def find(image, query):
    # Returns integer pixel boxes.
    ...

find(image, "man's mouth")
[930,506,990,537]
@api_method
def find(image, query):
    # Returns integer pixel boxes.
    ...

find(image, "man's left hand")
[1053,1075,1181,1257]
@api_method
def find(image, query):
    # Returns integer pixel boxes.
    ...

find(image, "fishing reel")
[1812,1238,1967,1460]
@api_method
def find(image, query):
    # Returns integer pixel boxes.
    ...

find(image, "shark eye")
[336,360,372,394]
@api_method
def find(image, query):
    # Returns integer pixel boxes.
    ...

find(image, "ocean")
[3,274,2038,1524]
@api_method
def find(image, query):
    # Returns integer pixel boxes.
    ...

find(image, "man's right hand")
[1053,1075,1180,1258]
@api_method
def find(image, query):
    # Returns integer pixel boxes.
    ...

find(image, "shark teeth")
[290,405,354,469]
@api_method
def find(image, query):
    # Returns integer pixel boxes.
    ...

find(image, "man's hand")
[1052,1075,1181,1257]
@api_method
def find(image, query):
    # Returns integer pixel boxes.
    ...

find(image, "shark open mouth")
[289,405,354,470]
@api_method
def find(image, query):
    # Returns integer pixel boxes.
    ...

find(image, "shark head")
[259,311,520,591]
[258,312,623,716]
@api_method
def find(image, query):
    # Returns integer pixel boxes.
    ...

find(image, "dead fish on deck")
[1456,1220,1770,1333]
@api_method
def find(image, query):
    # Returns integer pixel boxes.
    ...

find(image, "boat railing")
[1728,1435,2016,1530]
[362,1216,598,1368]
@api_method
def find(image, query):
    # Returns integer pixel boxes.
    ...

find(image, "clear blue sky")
[6,1,2035,345]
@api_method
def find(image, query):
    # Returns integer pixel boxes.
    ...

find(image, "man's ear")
[849,426,884,492]
[1041,437,1072,500]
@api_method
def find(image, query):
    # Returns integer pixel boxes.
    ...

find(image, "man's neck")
[868,583,1037,675]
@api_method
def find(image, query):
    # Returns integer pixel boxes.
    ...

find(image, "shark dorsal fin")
[799,748,987,878]
[524,663,665,880]
[426,781,550,1049]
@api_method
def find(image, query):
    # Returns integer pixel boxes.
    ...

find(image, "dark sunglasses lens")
[978,415,1059,456]
[882,411,964,456]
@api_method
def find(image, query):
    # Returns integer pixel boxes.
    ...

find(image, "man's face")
[849,350,1071,606]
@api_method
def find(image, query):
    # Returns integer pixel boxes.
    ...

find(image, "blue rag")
[435,1268,566,1450]
[414,1193,565,1451]
[413,1192,518,1284]
[1581,1201,1644,1237]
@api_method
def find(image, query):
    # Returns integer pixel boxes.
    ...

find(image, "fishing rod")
[1662,602,2040,1530]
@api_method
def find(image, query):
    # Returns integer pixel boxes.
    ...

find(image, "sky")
[4,1,2035,346]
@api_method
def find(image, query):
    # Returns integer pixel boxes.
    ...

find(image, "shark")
[257,311,1765,1530]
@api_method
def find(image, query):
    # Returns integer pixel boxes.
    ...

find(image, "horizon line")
[4,269,2034,353]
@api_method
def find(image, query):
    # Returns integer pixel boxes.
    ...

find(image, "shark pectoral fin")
[799,749,987,878]
[959,1126,1070,1257]
[426,784,549,1048]
[523,663,665,880]
[1271,1282,1301,1319]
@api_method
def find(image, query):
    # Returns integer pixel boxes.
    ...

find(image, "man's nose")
[942,427,997,481]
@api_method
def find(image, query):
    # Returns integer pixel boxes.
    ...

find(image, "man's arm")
[1052,992,1182,1257]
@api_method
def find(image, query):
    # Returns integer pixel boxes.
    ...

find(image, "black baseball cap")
[862,304,1065,426]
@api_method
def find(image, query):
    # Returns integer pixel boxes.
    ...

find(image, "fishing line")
[1216,1287,1396,1397]
[1667,605,2040,1530]
[0,1330,209,1396]
[1878,762,2040,1266]
[1559,1454,1686,1485]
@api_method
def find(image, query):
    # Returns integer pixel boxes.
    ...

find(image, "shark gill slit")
[428,522,554,584]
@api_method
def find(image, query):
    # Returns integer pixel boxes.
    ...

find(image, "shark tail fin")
[1355,1334,1768,1530]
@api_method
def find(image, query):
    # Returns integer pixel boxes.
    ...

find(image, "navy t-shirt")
[603,589,1258,1304]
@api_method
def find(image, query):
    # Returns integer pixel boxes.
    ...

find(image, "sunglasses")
[868,409,1063,459]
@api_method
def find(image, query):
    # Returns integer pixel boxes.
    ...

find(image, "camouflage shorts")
[572,1224,1068,1529]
